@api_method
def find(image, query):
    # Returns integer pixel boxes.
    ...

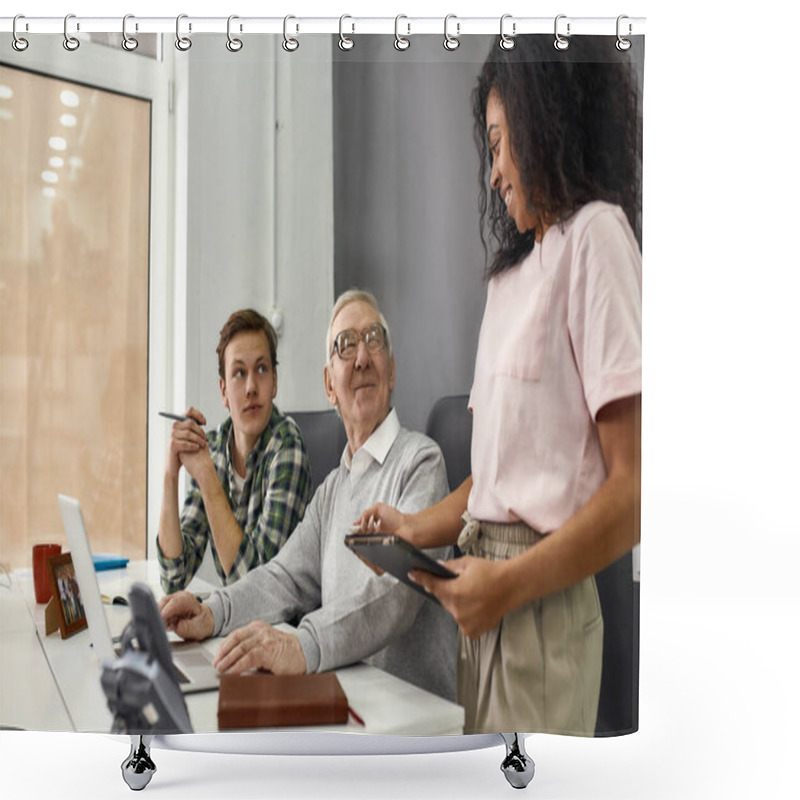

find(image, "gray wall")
[332,36,495,433]
[184,36,275,425]
[184,34,334,430]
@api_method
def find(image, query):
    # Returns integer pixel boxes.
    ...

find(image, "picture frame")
[46,552,88,639]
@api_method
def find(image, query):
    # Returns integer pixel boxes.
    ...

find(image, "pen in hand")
[159,411,207,430]
[159,411,191,422]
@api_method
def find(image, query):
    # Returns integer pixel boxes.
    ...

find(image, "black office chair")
[424,393,638,736]
[287,409,348,496]
[424,394,471,559]
[594,553,639,736]
[424,394,472,492]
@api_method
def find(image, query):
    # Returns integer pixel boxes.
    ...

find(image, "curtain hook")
[394,15,410,51]
[283,15,299,52]
[499,14,516,51]
[175,14,192,51]
[63,13,80,51]
[122,14,139,52]
[443,14,460,51]
[616,15,632,51]
[226,15,243,52]
[12,14,29,52]
[554,14,570,51]
[338,14,354,51]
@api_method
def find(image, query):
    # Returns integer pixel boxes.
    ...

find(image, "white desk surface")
[1,561,464,736]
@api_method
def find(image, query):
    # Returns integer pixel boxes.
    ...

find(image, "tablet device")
[344,533,456,602]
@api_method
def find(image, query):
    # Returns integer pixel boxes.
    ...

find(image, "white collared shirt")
[343,407,400,483]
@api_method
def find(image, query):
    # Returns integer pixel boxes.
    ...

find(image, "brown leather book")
[217,672,349,729]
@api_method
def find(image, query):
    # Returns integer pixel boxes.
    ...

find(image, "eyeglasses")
[330,323,388,360]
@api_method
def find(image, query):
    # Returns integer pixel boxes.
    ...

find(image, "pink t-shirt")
[468,201,642,533]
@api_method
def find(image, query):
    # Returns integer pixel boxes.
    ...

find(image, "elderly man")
[160,290,456,700]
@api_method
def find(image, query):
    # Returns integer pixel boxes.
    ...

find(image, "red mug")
[32,543,62,604]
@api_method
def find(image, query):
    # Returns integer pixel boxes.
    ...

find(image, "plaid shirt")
[158,406,311,592]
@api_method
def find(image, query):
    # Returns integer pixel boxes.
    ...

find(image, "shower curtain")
[0,13,643,744]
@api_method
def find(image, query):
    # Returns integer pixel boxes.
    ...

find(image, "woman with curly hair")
[359,35,642,736]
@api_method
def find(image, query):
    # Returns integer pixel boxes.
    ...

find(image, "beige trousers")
[457,517,603,735]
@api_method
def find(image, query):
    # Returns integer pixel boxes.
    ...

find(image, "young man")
[158,309,311,591]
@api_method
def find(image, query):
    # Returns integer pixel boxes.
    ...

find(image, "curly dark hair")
[473,35,642,277]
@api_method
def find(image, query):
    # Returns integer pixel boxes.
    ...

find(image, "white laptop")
[57,494,219,694]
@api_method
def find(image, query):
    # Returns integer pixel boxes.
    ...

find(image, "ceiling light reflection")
[60,113,77,127]
[49,156,65,168]
[60,90,80,108]
[48,136,67,151]
[42,171,59,184]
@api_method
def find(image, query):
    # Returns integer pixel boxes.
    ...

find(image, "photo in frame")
[46,552,87,639]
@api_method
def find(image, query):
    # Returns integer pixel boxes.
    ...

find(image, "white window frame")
[4,36,176,555]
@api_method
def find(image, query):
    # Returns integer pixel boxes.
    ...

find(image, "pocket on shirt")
[491,275,553,382]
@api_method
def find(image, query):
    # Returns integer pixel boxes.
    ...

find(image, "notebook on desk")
[57,494,219,694]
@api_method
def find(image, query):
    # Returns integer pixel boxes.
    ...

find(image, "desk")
[1,561,464,736]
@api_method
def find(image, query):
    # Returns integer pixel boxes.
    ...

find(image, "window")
[0,65,151,567]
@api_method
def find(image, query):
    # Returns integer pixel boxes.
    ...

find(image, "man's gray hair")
[325,288,393,367]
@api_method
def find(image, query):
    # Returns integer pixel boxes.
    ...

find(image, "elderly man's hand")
[350,503,405,576]
[353,503,413,540]
[159,591,215,641]
[213,622,307,675]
